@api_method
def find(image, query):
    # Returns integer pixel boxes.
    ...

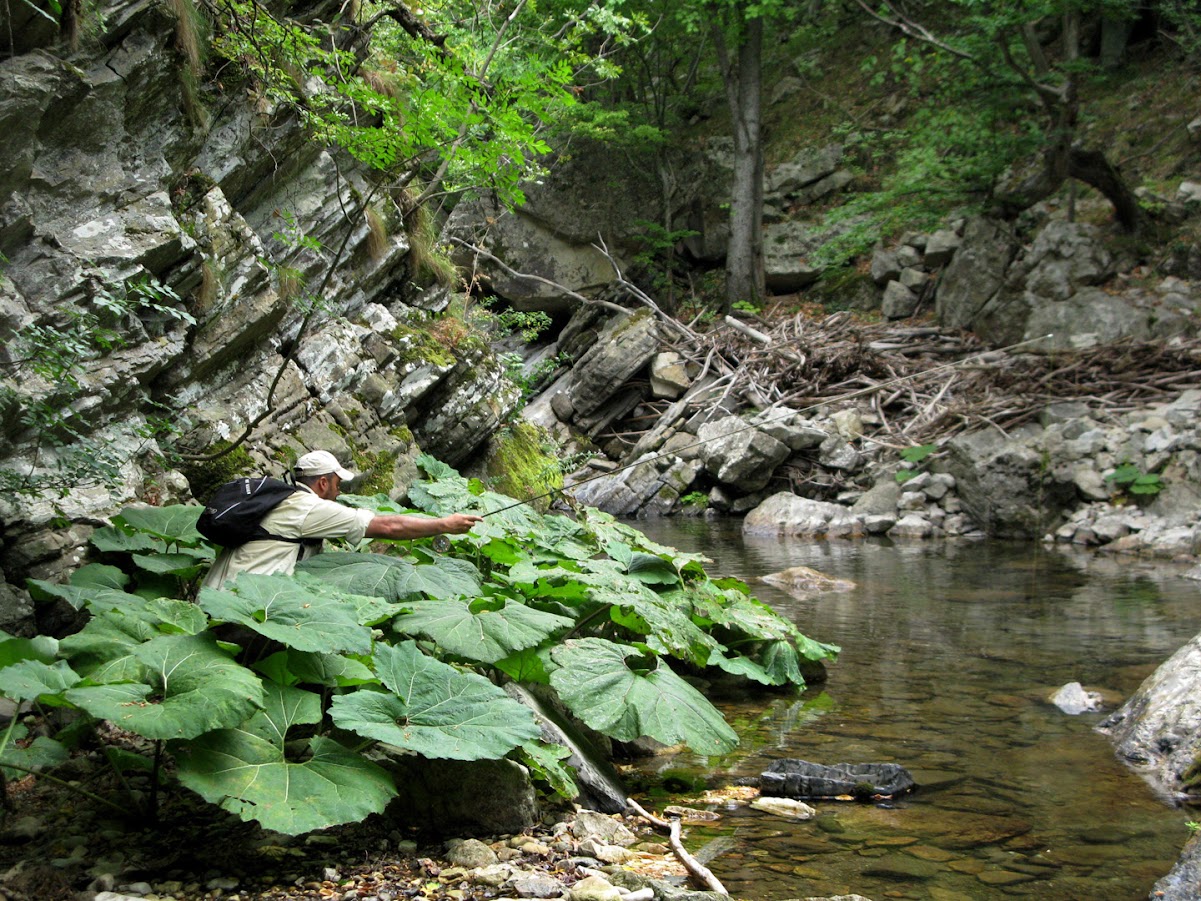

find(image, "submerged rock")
[760,565,856,596]
[759,759,915,800]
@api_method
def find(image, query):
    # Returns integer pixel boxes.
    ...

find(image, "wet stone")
[860,853,941,880]
[1077,825,1145,844]
[976,867,1039,885]
[908,769,965,792]
[906,845,957,862]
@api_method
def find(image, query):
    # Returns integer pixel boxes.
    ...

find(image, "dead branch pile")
[647,309,1201,450]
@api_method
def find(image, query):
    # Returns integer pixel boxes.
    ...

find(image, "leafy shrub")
[6,456,836,835]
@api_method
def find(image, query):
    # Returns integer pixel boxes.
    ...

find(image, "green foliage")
[7,457,834,833]
[208,0,641,207]
[895,443,937,483]
[680,491,709,509]
[1105,462,1165,498]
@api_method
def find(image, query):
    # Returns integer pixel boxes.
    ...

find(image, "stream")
[626,519,1200,901]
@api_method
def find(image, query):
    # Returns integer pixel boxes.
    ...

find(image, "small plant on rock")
[1105,462,1165,501]
[895,443,937,483]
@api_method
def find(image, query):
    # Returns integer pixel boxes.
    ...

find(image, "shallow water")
[627,519,1201,901]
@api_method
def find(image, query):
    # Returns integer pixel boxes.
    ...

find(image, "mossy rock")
[478,423,562,512]
[180,442,256,501]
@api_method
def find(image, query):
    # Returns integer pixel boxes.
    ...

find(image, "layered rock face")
[0,2,519,605]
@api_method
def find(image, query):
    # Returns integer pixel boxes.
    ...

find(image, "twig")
[626,798,729,896]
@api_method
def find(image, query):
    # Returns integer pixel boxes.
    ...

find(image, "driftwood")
[641,309,1201,451]
[453,238,1201,450]
[626,797,729,896]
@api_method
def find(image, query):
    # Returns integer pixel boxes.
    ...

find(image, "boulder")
[567,310,660,419]
[1097,632,1201,802]
[698,417,790,492]
[743,493,863,538]
[379,755,539,836]
[1150,831,1201,901]
[1049,681,1103,714]
[759,759,916,799]
[944,425,1077,538]
[760,566,856,596]
[935,217,1017,334]
[504,683,629,814]
[445,200,616,313]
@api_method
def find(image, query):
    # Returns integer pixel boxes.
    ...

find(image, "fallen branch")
[626,797,729,896]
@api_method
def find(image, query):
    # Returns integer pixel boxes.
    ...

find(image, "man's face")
[316,473,342,500]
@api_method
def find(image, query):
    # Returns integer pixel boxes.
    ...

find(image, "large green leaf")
[1,731,69,779]
[0,659,80,701]
[705,647,778,686]
[681,584,795,640]
[392,599,572,664]
[0,634,58,668]
[115,505,205,545]
[60,613,159,681]
[255,650,377,688]
[199,573,373,654]
[70,564,130,591]
[396,557,483,600]
[89,526,164,555]
[65,633,263,740]
[329,641,539,760]
[549,638,738,755]
[176,684,396,835]
[131,552,211,578]
[297,552,419,600]
[758,639,808,686]
[299,552,482,602]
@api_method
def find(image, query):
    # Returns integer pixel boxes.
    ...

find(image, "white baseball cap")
[295,450,356,481]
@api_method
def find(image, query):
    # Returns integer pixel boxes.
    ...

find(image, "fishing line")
[480,333,1054,518]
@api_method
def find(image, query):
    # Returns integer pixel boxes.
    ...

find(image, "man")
[202,450,482,589]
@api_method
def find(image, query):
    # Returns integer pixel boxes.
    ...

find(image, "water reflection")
[627,520,1200,900]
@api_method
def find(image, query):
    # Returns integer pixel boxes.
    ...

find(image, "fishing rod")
[479,333,1055,518]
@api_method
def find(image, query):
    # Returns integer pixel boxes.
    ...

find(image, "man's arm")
[364,512,482,540]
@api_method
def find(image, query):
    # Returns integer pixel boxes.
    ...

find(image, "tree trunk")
[713,10,764,313]
[1068,147,1143,231]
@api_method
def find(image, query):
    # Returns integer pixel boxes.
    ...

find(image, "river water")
[626,519,1201,901]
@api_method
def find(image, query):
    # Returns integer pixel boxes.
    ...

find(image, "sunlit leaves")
[6,458,835,835]
[115,506,205,546]
[65,633,264,740]
[329,641,540,759]
[549,638,738,755]
[176,684,396,834]
[392,598,572,664]
[199,573,374,655]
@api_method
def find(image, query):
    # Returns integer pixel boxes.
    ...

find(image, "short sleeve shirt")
[201,484,375,589]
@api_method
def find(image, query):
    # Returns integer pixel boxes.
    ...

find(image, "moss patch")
[180,442,255,501]
[391,322,458,368]
[481,423,562,512]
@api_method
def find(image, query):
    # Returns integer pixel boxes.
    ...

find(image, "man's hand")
[438,512,483,534]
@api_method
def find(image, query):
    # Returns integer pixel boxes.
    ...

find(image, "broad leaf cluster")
[4,457,836,835]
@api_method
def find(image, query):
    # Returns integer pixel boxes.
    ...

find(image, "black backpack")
[197,477,303,548]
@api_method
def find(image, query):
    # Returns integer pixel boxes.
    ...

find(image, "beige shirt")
[201,484,375,590]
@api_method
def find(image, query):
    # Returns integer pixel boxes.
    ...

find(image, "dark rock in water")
[759,759,916,799]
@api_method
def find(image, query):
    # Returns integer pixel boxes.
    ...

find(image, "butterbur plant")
[7,456,837,835]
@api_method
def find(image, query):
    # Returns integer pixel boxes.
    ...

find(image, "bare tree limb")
[626,798,729,896]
